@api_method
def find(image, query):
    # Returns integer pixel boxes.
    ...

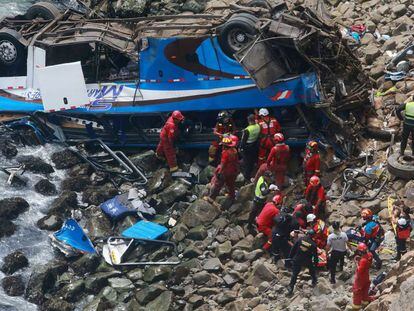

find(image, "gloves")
[269,184,279,191]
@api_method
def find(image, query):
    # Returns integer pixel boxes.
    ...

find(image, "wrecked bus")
[0,1,370,154]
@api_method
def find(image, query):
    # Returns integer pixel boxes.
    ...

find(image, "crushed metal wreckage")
[0,0,372,156]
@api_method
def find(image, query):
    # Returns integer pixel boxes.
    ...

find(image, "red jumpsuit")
[256,202,280,249]
[267,143,290,188]
[293,204,308,229]
[312,219,328,249]
[258,116,281,166]
[209,147,240,200]
[303,151,321,185]
[156,116,180,171]
[353,252,374,307]
[305,184,327,219]
[208,122,234,163]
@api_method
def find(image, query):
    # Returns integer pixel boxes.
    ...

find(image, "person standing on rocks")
[352,242,375,310]
[359,209,384,270]
[256,194,282,250]
[303,141,321,186]
[156,110,185,172]
[396,101,414,155]
[304,175,327,219]
[257,108,281,166]
[272,211,300,262]
[394,217,412,261]
[265,133,290,189]
[206,135,240,205]
[240,114,260,181]
[248,170,278,233]
[293,200,313,229]
[208,111,234,165]
[326,221,348,284]
[306,213,329,249]
[286,229,318,296]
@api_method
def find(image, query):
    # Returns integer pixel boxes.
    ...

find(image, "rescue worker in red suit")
[208,111,234,165]
[293,200,313,229]
[266,133,290,188]
[156,110,185,172]
[304,175,327,219]
[257,108,281,166]
[307,213,329,249]
[207,135,240,204]
[352,243,375,310]
[256,194,282,250]
[303,141,321,185]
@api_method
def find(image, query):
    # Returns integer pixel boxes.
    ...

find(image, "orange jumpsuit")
[353,252,374,307]
[257,201,280,249]
[208,121,234,164]
[305,183,327,219]
[267,143,290,188]
[303,151,321,185]
[156,116,180,171]
[258,116,281,166]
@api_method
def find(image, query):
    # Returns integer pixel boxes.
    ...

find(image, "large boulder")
[0,219,16,238]
[158,181,188,206]
[34,179,57,196]
[82,184,118,206]
[130,150,160,173]
[181,199,221,228]
[147,168,172,194]
[1,275,25,296]
[143,266,172,283]
[246,261,277,287]
[51,149,81,169]
[71,254,101,276]
[57,279,86,302]
[41,298,74,311]
[37,214,63,231]
[0,197,29,220]
[61,176,90,192]
[17,155,54,174]
[83,206,112,239]
[1,250,29,274]
[145,290,173,311]
[135,284,167,305]
[48,191,78,216]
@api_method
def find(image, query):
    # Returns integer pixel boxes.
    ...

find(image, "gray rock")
[182,0,206,13]
[193,271,211,285]
[223,274,238,286]
[147,168,172,194]
[188,294,204,307]
[216,290,237,305]
[37,214,63,231]
[82,184,118,206]
[58,279,85,302]
[85,271,120,294]
[101,286,118,302]
[172,223,189,242]
[392,4,407,17]
[34,179,57,196]
[0,141,17,158]
[364,45,381,65]
[130,150,160,173]
[183,244,203,258]
[158,181,188,206]
[136,284,166,304]
[126,268,143,282]
[203,257,223,272]
[182,199,221,228]
[199,165,215,184]
[246,261,277,287]
[361,198,381,214]
[17,155,54,174]
[241,286,257,298]
[83,296,111,311]
[197,287,220,296]
[245,249,264,261]
[41,298,73,311]
[1,251,29,275]
[48,191,78,216]
[187,225,208,240]
[145,290,173,311]
[178,258,202,270]
[51,149,81,169]
[83,206,112,239]
[0,197,29,220]
[143,266,172,283]
[215,241,232,259]
[108,277,134,292]
[1,275,25,296]
[71,254,101,276]
[61,176,90,192]
[0,219,16,238]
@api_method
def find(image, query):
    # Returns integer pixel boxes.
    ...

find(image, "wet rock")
[199,165,215,184]
[48,191,78,216]
[203,257,223,272]
[85,271,121,294]
[145,290,173,311]
[71,254,101,276]
[158,181,188,206]
[58,279,85,302]
[34,179,58,196]
[130,150,160,172]
[2,275,25,296]
[83,296,112,311]
[108,277,134,292]
[183,244,203,258]
[215,241,232,259]
[193,271,211,285]
[1,250,29,274]
[83,206,112,239]
[1,141,18,158]
[37,214,63,231]
[187,225,208,240]
[0,219,16,238]
[115,0,147,17]
[61,176,89,192]
[178,258,202,270]
[183,0,207,13]
[17,155,54,174]
[41,298,74,311]
[147,168,172,194]
[172,223,189,242]
[0,197,29,220]
[181,199,221,228]
[143,266,172,283]
[135,284,167,305]
[246,261,277,287]
[51,149,81,169]
[25,261,68,305]
[82,184,118,206]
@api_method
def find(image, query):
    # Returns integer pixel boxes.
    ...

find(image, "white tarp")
[37,61,89,112]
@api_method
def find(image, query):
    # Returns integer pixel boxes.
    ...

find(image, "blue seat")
[122,221,168,240]
[54,219,96,253]
[100,195,137,222]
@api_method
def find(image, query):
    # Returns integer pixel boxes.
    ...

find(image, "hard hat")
[398,218,408,227]
[396,60,410,73]
[263,170,273,178]
[172,110,184,121]
[306,229,316,236]
[357,242,368,253]
[272,194,283,205]
[307,141,318,151]
[361,208,373,220]
[306,213,316,223]
[229,134,239,147]
[217,111,230,122]
[221,136,232,146]
[258,108,269,117]
[309,175,320,186]
[332,221,340,231]
[274,133,285,143]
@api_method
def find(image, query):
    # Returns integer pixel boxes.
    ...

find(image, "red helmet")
[172,110,184,121]
[274,133,284,143]
[229,135,239,147]
[309,175,320,186]
[361,208,373,220]
[272,194,283,205]
[307,141,318,151]
[357,242,368,253]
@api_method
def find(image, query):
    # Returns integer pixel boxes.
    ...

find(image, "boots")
[286,285,294,296]
[394,251,401,261]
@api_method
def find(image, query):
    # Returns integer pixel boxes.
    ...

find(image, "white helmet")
[258,108,269,117]
[398,218,407,226]
[306,213,316,223]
